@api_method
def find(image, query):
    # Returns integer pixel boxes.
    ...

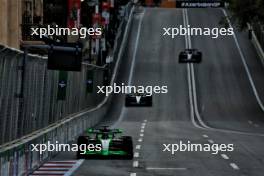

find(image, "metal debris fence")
[0,47,105,145]
[0,2,133,176]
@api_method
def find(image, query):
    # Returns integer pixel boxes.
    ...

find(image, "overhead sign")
[48,45,82,71]
[176,1,225,8]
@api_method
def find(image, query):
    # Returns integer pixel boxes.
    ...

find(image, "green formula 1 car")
[76,126,133,159]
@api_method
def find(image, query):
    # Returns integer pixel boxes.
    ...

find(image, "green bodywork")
[83,128,128,156]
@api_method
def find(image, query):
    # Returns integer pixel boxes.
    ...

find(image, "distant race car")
[179,49,202,63]
[125,92,152,107]
[77,126,133,159]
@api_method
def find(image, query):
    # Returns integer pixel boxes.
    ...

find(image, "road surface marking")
[208,139,214,144]
[230,163,240,170]
[144,119,147,122]
[254,124,259,127]
[142,122,146,126]
[112,8,144,128]
[146,167,187,170]
[140,129,144,133]
[182,8,264,137]
[222,9,264,112]
[140,133,144,137]
[134,152,139,158]
[202,134,208,138]
[248,120,253,124]
[183,9,210,130]
[136,145,141,149]
[133,161,139,167]
[128,10,145,85]
[130,173,137,176]
[31,160,84,176]
[221,154,229,160]
[138,138,143,142]
[141,125,145,129]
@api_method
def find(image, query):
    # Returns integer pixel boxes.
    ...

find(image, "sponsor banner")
[86,70,94,93]
[57,71,68,100]
[68,0,81,28]
[176,1,225,8]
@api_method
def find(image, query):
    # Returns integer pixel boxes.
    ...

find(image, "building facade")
[0,0,43,49]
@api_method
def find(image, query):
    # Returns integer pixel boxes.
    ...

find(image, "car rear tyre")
[122,136,133,159]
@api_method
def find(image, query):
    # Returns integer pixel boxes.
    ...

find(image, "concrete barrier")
[248,23,264,65]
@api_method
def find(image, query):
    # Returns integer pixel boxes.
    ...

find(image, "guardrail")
[0,2,134,176]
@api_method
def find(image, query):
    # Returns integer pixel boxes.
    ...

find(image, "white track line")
[136,145,141,149]
[186,8,211,129]
[230,163,240,170]
[183,9,205,130]
[65,160,84,176]
[183,8,264,137]
[128,10,146,85]
[221,154,229,160]
[134,152,139,158]
[112,9,145,128]
[222,9,264,112]
[146,167,187,170]
[208,139,214,144]
[133,161,139,167]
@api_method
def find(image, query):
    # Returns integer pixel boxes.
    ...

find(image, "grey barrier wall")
[250,23,264,65]
[0,2,134,176]
[253,23,264,50]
